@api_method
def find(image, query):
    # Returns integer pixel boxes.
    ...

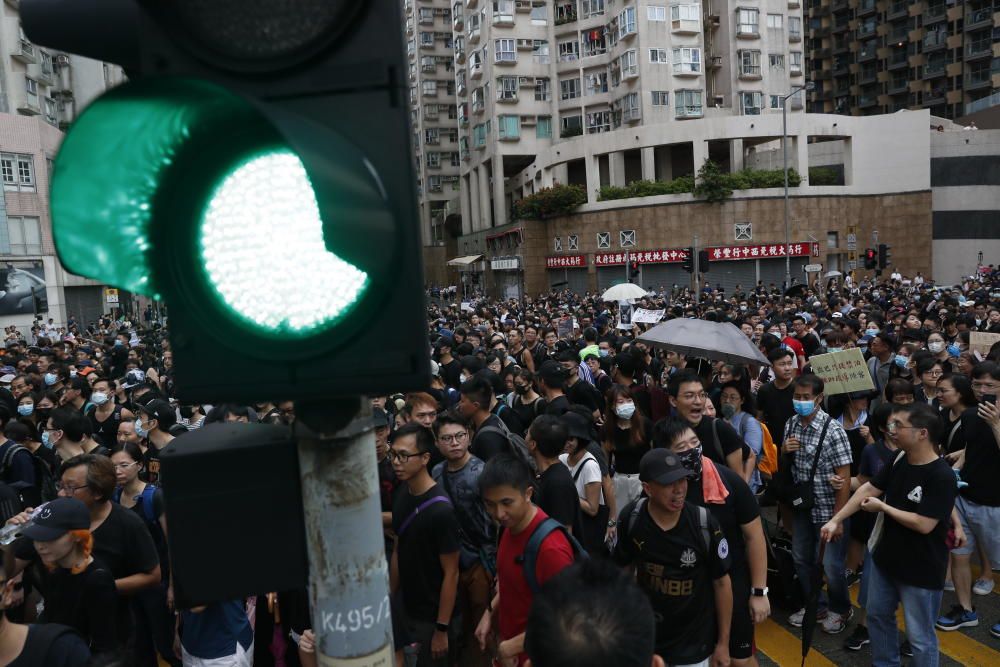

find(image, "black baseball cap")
[372,407,391,430]
[138,398,177,430]
[639,450,689,486]
[22,498,90,542]
[538,360,569,386]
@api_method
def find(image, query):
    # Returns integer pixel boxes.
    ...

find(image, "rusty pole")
[297,398,393,666]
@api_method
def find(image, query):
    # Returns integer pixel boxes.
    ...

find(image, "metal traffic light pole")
[296,399,394,666]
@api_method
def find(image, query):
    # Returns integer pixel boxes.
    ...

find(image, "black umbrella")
[801,540,827,667]
[785,283,808,298]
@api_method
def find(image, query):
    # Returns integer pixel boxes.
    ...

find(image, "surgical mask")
[894,355,909,368]
[858,345,868,353]
[43,373,58,386]
[721,403,737,419]
[91,392,109,406]
[41,430,55,449]
[134,418,149,439]
[793,400,816,417]
[865,328,879,336]
[17,403,33,417]
[460,373,470,384]
[928,342,945,354]
[599,349,609,357]
[615,402,636,420]
[114,340,123,347]
[826,347,843,353]
[677,444,703,480]
[947,344,961,357]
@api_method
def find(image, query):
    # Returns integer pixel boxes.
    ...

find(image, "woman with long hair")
[22,497,118,659]
[601,384,652,507]
[938,373,977,455]
[508,366,543,429]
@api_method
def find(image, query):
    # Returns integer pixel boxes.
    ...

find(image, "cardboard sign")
[557,316,574,339]
[808,348,876,396]
[618,303,633,330]
[632,308,665,324]
[971,332,1000,359]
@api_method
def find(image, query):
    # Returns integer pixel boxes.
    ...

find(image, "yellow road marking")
[755,618,837,666]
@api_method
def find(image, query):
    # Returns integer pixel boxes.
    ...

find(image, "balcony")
[857,46,877,62]
[675,104,703,118]
[831,0,848,10]
[924,87,946,105]
[467,25,480,42]
[455,47,466,63]
[924,3,946,24]
[790,63,803,76]
[497,89,518,102]
[887,27,909,44]
[923,61,946,78]
[493,11,515,26]
[454,12,464,29]
[965,8,994,29]
[888,51,908,70]
[965,91,1000,115]
[515,0,532,11]
[858,69,877,84]
[788,0,799,6]
[406,19,414,34]
[856,0,877,17]
[965,69,993,90]
[708,55,723,69]
[672,18,701,34]
[470,60,483,77]
[966,39,993,60]
[833,62,849,76]
[857,94,877,108]
[736,23,760,39]
[12,39,36,64]
[857,23,876,39]
[887,0,908,19]
[789,29,801,42]
[923,30,947,51]
[738,65,762,80]
[466,0,477,7]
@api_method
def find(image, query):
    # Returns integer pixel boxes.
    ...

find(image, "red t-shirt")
[497,508,574,659]
[782,336,806,372]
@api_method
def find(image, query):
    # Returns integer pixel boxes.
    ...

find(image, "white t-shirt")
[560,452,605,506]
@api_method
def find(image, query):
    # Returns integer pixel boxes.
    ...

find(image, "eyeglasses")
[56,482,89,494]
[923,370,944,377]
[388,450,424,463]
[886,421,921,434]
[438,432,468,444]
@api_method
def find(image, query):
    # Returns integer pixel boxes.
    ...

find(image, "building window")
[584,71,608,95]
[581,30,607,57]
[672,47,701,74]
[498,114,520,140]
[788,16,801,40]
[670,3,700,21]
[596,232,611,249]
[649,48,669,63]
[675,89,703,117]
[497,75,518,101]
[766,13,783,29]
[537,116,553,138]
[619,49,638,77]
[738,50,761,76]
[1,154,35,192]
[420,31,434,46]
[651,90,670,106]
[43,98,57,126]
[422,80,438,96]
[737,8,759,36]
[494,38,516,63]
[5,217,42,255]
[426,152,441,168]
[473,123,487,148]
[619,92,641,121]
[768,53,785,69]
[648,5,667,21]
[535,77,551,100]
[568,235,579,250]
[558,39,579,62]
[533,40,550,63]
[560,115,582,133]
[769,94,784,109]
[554,237,563,252]
[739,91,762,115]
[790,50,802,72]
[424,128,440,144]
[560,77,582,100]
[620,229,636,247]
[582,0,606,18]
[586,110,612,133]
[618,7,637,38]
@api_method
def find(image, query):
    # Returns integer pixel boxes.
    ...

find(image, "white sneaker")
[789,607,828,628]
[944,579,956,592]
[822,610,850,635]
[973,577,995,596]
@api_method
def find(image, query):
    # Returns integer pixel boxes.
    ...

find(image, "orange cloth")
[701,457,730,504]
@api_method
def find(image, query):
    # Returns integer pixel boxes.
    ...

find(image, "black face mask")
[34,408,51,424]
[513,384,529,396]
[677,445,704,481]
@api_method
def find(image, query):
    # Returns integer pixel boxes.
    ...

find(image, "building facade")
[0,3,126,332]
[806,0,1000,119]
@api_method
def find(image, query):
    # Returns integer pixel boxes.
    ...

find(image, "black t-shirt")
[494,403,525,437]
[87,405,124,449]
[535,463,579,531]
[602,418,654,475]
[40,560,118,654]
[798,332,821,358]
[510,396,542,432]
[566,379,604,415]
[8,624,92,667]
[690,418,743,468]
[870,455,956,590]
[439,359,462,390]
[756,381,795,446]
[391,484,461,622]
[471,414,510,462]
[541,395,571,417]
[958,408,1000,506]
[614,501,731,664]
[686,464,759,569]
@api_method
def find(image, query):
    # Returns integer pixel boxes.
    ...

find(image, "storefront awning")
[447,254,483,267]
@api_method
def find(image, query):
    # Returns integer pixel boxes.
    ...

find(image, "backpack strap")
[572,456,598,483]
[710,419,725,463]
[693,504,712,555]
[627,497,648,539]
[519,517,584,594]
[397,495,452,536]
[0,444,26,477]
[139,484,158,526]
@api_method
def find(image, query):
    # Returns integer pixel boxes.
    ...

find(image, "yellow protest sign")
[970,332,1000,360]
[809,348,875,395]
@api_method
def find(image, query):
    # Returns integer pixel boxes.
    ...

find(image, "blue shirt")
[181,601,253,659]
[0,440,35,488]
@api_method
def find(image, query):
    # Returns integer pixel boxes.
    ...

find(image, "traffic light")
[698,249,711,273]
[23,0,429,402]
[681,247,695,273]
[878,243,891,269]
[629,261,640,281]
[864,248,878,270]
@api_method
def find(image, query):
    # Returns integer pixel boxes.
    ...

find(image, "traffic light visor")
[51,78,381,338]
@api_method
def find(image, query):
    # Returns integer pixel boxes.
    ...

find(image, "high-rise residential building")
[405,0,462,251]
[806,0,1000,119]
[0,4,126,331]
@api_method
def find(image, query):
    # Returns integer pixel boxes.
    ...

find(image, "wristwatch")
[607,519,618,528]
[435,621,449,633]
[751,587,769,597]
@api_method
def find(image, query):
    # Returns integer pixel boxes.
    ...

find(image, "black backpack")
[477,419,537,475]
[517,517,589,594]
[1,445,58,509]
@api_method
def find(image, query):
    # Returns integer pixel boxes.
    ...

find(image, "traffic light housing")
[698,249,711,273]
[864,248,878,270]
[878,243,891,269]
[681,247,695,273]
[629,261,640,281]
[24,0,429,402]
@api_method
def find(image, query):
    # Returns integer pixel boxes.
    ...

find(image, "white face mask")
[615,402,636,419]
[928,342,945,354]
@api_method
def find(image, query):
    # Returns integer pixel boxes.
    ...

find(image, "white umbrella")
[637,318,770,366]
[601,283,648,302]
[824,270,843,278]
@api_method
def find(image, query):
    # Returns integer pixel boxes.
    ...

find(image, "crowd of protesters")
[0,266,994,666]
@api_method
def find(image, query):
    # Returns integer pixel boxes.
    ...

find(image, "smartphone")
[982,394,997,406]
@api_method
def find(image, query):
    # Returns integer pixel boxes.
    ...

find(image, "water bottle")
[0,503,49,546]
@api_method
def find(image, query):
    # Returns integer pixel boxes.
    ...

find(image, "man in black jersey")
[615,449,732,667]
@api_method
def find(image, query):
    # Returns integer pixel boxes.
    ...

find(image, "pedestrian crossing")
[755,579,1000,666]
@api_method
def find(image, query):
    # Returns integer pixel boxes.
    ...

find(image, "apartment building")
[0,3,126,330]
[446,0,807,240]
[806,0,1000,119]
[405,0,464,250]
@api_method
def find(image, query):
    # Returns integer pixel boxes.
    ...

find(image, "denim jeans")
[791,510,851,615]
[857,547,873,610]
[866,559,942,667]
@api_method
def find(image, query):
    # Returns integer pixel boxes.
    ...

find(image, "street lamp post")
[782,81,815,292]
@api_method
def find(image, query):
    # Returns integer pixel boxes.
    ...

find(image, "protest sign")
[970,332,1000,359]
[618,303,633,330]
[808,348,875,395]
[632,309,665,324]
